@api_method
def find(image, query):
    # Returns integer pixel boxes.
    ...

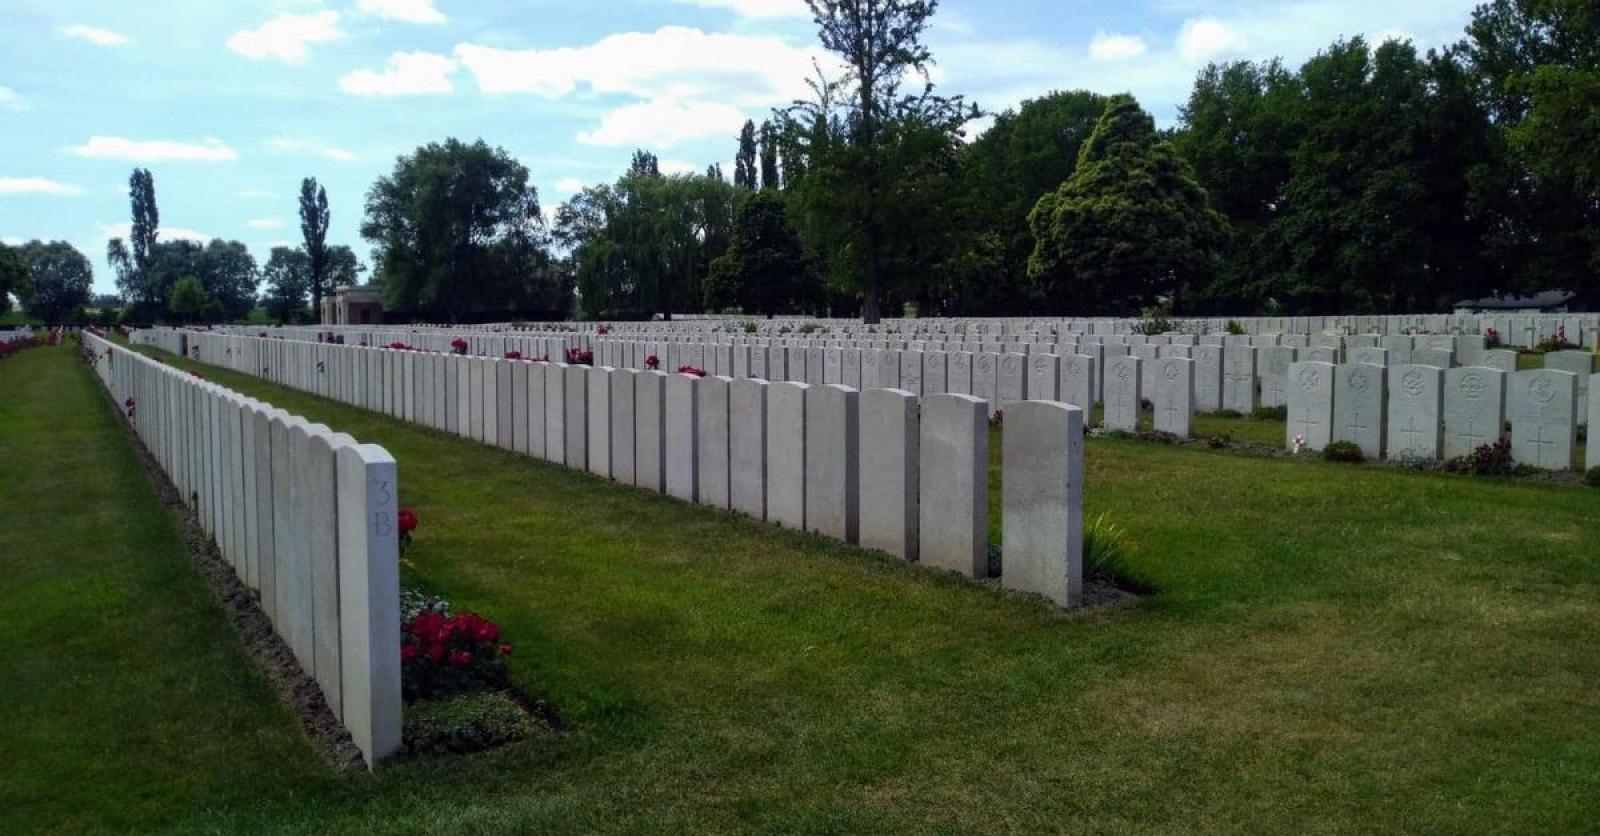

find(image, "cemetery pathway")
[17,338,1600,834]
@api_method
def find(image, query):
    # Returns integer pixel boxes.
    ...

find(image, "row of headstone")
[1286,360,1594,470]
[93,333,401,767]
[162,330,1095,608]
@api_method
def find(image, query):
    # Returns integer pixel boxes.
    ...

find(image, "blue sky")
[1,0,1482,295]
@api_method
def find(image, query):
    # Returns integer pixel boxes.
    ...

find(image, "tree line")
[3,0,1589,326]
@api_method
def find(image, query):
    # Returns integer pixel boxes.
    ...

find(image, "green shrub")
[1322,440,1364,463]
[1585,467,1600,488]
[1225,319,1247,336]
[403,691,540,756]
[1251,405,1287,421]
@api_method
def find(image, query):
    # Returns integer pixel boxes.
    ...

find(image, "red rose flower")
[498,643,512,656]
[447,649,472,668]
[398,508,419,534]
[401,643,419,662]
[425,643,446,663]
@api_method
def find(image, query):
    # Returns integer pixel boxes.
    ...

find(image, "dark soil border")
[87,355,367,771]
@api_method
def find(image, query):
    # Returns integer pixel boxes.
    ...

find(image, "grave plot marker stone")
[919,394,989,579]
[1386,364,1445,461]
[1103,355,1141,431]
[564,364,589,470]
[1152,357,1194,437]
[1028,353,1059,401]
[729,378,769,519]
[1222,344,1258,413]
[1544,350,1592,424]
[1002,401,1084,608]
[587,367,613,478]
[1257,346,1294,408]
[1509,369,1577,470]
[1442,367,1506,459]
[766,381,809,529]
[697,375,733,508]
[1333,363,1386,459]
[635,371,668,492]
[1193,345,1223,411]
[859,388,918,560]
[804,384,860,542]
[1286,361,1335,451]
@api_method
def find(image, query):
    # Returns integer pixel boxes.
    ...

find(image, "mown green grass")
[16,340,1600,834]
[0,345,329,835]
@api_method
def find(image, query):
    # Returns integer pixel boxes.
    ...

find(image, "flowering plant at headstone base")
[677,365,706,377]
[645,354,659,370]
[565,347,594,366]
[596,325,611,335]
[124,397,136,419]
[1292,434,1306,454]
[451,338,469,355]
[505,351,522,360]
[1484,327,1501,348]
[398,506,419,557]
[399,608,513,701]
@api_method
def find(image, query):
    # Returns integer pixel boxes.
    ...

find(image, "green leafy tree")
[1028,95,1228,315]
[167,275,209,324]
[361,138,565,320]
[946,89,1107,314]
[703,190,809,314]
[107,168,161,317]
[759,120,781,190]
[0,243,29,315]
[261,246,311,323]
[734,120,759,190]
[1465,0,1600,302]
[197,239,259,320]
[299,177,331,313]
[796,0,975,323]
[18,240,93,324]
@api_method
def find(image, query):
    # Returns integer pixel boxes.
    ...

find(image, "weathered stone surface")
[1544,350,1593,424]
[1481,350,1518,374]
[918,394,988,579]
[1002,400,1084,607]
[997,353,1027,409]
[766,381,809,529]
[635,371,667,492]
[1222,344,1257,413]
[1411,347,1454,369]
[859,388,918,560]
[335,442,402,767]
[947,352,973,395]
[1286,361,1335,451]
[804,384,859,542]
[1151,357,1194,437]
[526,362,546,459]
[1386,364,1445,461]
[1351,347,1388,367]
[1058,354,1097,425]
[729,378,768,519]
[1028,353,1059,401]
[1442,367,1506,459]
[544,363,567,464]
[665,373,699,501]
[1333,363,1386,458]
[972,352,998,416]
[696,375,732,508]
[587,367,613,477]
[564,364,589,470]
[1509,369,1577,470]
[1257,346,1295,408]
[610,368,637,484]
[1103,355,1141,431]
[1193,345,1223,411]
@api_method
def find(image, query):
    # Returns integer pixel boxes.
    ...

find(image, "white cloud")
[340,51,457,97]
[358,0,446,24]
[1089,32,1147,61]
[68,136,237,162]
[0,85,18,110]
[658,159,701,175]
[227,11,342,65]
[578,98,749,148]
[61,24,129,46]
[674,0,809,18]
[246,218,285,230]
[454,27,822,106]
[1177,18,1248,64]
[554,177,585,194]
[0,177,86,195]
[98,223,210,243]
[268,137,358,162]
[1,236,21,247]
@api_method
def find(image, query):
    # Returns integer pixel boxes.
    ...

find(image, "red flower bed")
[0,332,56,360]
[451,338,469,355]
[645,354,659,370]
[565,347,594,366]
[504,351,522,360]
[400,609,511,700]
[677,365,707,377]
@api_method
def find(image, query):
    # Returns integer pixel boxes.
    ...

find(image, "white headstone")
[1002,401,1084,607]
[1286,361,1335,451]
[858,388,918,560]
[1442,367,1506,459]
[1385,364,1444,461]
[1509,369,1577,470]
[918,394,989,579]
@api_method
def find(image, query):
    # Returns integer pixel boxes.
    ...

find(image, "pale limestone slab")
[918,394,988,578]
[804,384,859,542]
[729,378,769,519]
[859,388,919,560]
[766,381,809,529]
[1442,367,1506,459]
[1002,400,1084,607]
